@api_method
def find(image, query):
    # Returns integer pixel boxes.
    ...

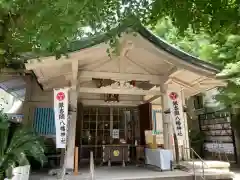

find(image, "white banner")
[54,88,69,149]
[167,91,185,140]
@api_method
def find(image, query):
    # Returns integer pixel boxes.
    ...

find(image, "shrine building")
[20,23,226,170]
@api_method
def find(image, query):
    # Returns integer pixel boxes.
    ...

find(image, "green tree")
[154,18,240,107]
[154,18,219,61]
[0,111,46,180]
[1,0,240,69]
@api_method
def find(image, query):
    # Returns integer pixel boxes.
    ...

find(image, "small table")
[145,148,173,171]
[102,144,130,167]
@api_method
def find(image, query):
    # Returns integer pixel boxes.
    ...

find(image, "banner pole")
[60,149,67,180]
[53,88,69,179]
[60,114,70,180]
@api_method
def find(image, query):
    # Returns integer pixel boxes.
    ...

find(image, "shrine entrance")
[79,106,139,166]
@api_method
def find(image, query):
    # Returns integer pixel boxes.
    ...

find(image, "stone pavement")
[29,166,237,180]
[30,166,192,180]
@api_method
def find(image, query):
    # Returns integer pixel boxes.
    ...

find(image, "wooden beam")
[169,78,199,92]
[144,95,161,103]
[43,80,70,90]
[198,79,227,87]
[38,71,164,85]
[79,71,163,84]
[78,87,162,96]
[186,86,217,97]
[80,99,142,106]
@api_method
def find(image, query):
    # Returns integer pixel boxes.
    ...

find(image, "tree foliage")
[154,18,240,107]
[0,0,240,68]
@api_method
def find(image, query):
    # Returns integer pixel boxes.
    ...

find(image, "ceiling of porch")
[25,31,226,106]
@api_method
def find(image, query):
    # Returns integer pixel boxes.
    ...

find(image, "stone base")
[48,168,73,177]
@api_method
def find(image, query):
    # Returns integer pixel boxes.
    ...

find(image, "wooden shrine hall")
[23,23,225,171]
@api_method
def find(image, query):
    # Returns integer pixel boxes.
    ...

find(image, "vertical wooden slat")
[36,108,40,134]
[47,108,51,135]
[74,147,79,175]
[41,108,44,135]
[33,108,55,136]
[41,108,45,135]
[43,108,47,135]
[75,104,81,147]
[51,108,55,135]
[46,108,49,135]
[45,108,48,135]
[33,108,37,133]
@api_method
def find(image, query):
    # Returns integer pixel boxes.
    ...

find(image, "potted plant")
[0,111,47,180]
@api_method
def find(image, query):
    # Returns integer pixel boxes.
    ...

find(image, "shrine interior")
[75,78,158,167]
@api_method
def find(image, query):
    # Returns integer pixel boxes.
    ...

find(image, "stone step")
[93,175,234,180]
[188,168,230,173]
[180,160,230,170]
[177,160,234,180]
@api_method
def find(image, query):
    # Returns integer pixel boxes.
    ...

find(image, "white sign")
[54,88,69,149]
[152,109,162,135]
[204,143,234,154]
[112,129,119,139]
[167,91,185,140]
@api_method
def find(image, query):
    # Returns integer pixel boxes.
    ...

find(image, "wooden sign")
[104,94,119,102]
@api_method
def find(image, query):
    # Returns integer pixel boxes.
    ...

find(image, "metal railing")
[187,148,207,180]
[211,148,230,163]
[90,151,95,180]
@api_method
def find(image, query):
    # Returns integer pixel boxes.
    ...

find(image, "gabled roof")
[25,20,221,75]
[62,23,221,74]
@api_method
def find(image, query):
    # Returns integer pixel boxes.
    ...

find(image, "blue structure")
[33,108,55,136]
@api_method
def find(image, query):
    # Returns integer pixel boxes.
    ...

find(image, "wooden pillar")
[162,84,190,161]
[66,60,80,171]
[181,88,190,159]
[110,107,113,143]
[160,85,173,150]
[74,147,79,175]
[65,90,78,170]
